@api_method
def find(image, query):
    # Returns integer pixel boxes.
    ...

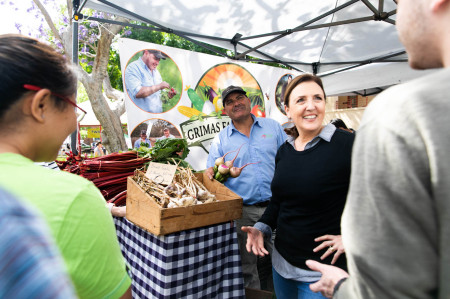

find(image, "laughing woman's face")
[285,81,325,137]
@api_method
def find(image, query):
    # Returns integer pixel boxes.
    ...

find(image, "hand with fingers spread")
[306,260,349,298]
[241,226,269,257]
[313,234,345,264]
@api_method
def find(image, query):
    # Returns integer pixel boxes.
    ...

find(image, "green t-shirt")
[0,153,131,299]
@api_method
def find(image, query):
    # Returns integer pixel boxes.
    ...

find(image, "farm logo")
[179,116,231,154]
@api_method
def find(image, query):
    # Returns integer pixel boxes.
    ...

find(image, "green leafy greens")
[136,138,192,168]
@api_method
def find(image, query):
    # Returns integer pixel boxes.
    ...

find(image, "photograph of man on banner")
[124,49,181,113]
[131,119,181,148]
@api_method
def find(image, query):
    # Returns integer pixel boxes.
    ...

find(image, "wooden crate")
[126,172,243,235]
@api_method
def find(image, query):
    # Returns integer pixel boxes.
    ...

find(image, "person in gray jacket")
[306,0,450,298]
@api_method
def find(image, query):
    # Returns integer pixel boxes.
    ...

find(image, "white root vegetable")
[215,150,237,166]
[218,164,230,174]
[203,197,216,204]
[197,189,208,200]
[229,162,260,178]
[133,166,217,208]
[224,143,245,168]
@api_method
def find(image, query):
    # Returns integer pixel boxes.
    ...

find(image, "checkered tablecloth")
[114,217,245,299]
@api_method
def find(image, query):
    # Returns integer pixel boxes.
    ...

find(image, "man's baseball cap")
[140,130,147,136]
[221,86,247,105]
[147,49,166,60]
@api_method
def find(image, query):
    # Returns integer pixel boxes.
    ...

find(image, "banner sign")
[119,38,300,170]
[87,127,101,138]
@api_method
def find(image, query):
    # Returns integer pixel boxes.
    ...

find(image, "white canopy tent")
[73,0,434,96]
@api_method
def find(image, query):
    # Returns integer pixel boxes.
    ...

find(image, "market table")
[114,217,245,299]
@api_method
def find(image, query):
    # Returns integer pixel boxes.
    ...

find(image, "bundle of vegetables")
[56,151,85,174]
[213,143,259,183]
[57,139,192,207]
[133,165,216,208]
[78,152,151,206]
[160,86,177,104]
[136,138,192,168]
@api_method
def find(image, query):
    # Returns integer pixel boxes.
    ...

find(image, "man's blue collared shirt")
[124,57,163,113]
[134,138,151,149]
[207,116,287,205]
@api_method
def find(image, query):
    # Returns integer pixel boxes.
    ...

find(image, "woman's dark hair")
[329,118,348,129]
[0,34,77,120]
[283,74,326,138]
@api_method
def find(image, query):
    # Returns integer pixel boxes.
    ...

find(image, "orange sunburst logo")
[198,64,260,93]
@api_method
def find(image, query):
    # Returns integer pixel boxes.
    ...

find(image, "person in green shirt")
[0,34,132,299]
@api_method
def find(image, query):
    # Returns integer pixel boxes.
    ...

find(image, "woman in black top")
[242,74,354,298]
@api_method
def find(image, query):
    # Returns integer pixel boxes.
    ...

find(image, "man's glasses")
[23,84,87,114]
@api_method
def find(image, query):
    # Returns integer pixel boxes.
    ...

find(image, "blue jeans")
[273,267,327,299]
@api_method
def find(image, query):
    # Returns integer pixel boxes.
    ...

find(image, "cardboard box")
[126,172,243,235]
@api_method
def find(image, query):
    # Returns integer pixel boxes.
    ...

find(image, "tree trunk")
[34,0,129,153]
[79,28,128,153]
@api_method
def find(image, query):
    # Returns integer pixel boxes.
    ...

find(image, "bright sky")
[0,2,24,34]
[0,0,63,36]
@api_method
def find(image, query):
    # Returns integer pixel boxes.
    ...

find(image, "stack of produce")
[79,152,150,206]
[133,165,216,208]
[135,138,190,168]
[56,151,84,174]
[56,139,191,207]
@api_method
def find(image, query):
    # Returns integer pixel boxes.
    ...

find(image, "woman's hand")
[241,226,269,257]
[313,235,344,264]
[306,260,349,298]
[111,206,127,218]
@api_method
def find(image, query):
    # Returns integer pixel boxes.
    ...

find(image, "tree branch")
[66,0,73,19]
[77,66,91,88]
[103,76,123,102]
[32,0,63,44]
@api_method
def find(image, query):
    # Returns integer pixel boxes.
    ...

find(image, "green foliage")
[136,138,192,168]
[108,49,123,91]
[77,84,89,103]
[125,24,228,57]
[80,129,88,139]
[126,26,166,46]
[158,59,182,110]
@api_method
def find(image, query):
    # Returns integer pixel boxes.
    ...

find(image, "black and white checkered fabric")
[114,218,245,299]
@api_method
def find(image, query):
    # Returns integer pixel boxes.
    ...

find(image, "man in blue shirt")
[134,130,151,149]
[206,86,287,289]
[157,127,175,140]
[124,50,172,113]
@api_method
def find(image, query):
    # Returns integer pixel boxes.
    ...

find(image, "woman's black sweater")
[259,129,354,270]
